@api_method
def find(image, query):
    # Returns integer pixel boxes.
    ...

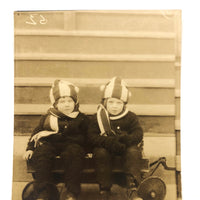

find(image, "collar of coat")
[97,104,129,136]
[42,107,79,132]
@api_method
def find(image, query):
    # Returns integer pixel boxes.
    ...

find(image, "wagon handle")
[148,157,176,177]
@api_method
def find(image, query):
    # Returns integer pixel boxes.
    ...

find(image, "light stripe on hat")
[49,80,79,105]
[102,77,130,102]
[50,80,60,104]
[59,81,71,98]
[120,85,128,102]
[68,84,77,102]
[104,78,115,99]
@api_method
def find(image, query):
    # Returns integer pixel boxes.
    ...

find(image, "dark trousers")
[31,142,85,196]
[93,146,142,190]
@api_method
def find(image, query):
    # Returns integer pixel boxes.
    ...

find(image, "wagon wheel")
[137,177,166,200]
[22,181,60,200]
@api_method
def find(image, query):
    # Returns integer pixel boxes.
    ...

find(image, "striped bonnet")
[100,77,131,103]
[49,79,79,105]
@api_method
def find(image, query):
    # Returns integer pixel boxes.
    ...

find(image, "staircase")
[13,10,181,200]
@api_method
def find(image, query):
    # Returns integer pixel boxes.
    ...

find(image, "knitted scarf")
[43,107,79,130]
[31,107,79,146]
[97,104,129,136]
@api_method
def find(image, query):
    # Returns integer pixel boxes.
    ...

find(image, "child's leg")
[31,142,57,183]
[122,146,143,186]
[60,143,85,197]
[93,147,112,191]
[122,147,144,200]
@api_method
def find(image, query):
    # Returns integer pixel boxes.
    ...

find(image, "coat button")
[117,126,120,130]
[64,125,67,129]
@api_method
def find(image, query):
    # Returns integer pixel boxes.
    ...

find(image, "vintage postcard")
[13,10,181,200]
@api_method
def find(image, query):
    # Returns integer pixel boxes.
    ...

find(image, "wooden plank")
[14,77,175,88]
[76,10,177,15]
[176,67,181,89]
[15,29,176,39]
[14,10,178,33]
[139,116,175,133]
[175,62,181,68]
[64,11,76,30]
[15,53,176,61]
[14,11,64,30]
[15,35,175,54]
[15,86,175,105]
[14,135,176,186]
[14,115,175,135]
[15,60,175,79]
[175,120,180,130]
[175,89,180,98]
[14,115,41,135]
[76,11,176,32]
[14,104,176,116]
[175,98,180,119]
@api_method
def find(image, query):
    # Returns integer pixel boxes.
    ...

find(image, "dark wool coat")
[87,111,143,150]
[26,112,88,151]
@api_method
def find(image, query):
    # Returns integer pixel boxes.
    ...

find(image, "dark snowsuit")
[87,111,143,190]
[26,108,88,196]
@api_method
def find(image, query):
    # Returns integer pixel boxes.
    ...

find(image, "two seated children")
[23,77,143,200]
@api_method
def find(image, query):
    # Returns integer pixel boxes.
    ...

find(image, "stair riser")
[15,36,175,54]
[15,87,175,104]
[14,115,175,135]
[15,60,175,78]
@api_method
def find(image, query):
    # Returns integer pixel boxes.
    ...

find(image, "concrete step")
[15,60,175,79]
[14,86,175,105]
[14,115,175,135]
[15,34,175,55]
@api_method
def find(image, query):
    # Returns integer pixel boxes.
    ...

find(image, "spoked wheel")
[137,177,166,200]
[22,181,60,200]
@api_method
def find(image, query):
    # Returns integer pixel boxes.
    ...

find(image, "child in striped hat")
[23,79,88,200]
[87,77,143,200]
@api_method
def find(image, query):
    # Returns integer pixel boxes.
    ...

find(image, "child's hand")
[119,135,142,147]
[110,141,126,155]
[30,131,57,146]
[23,150,33,160]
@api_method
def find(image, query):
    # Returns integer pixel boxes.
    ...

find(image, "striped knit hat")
[49,79,79,105]
[100,77,131,103]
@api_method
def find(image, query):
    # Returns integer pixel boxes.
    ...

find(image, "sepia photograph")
[13,10,182,200]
